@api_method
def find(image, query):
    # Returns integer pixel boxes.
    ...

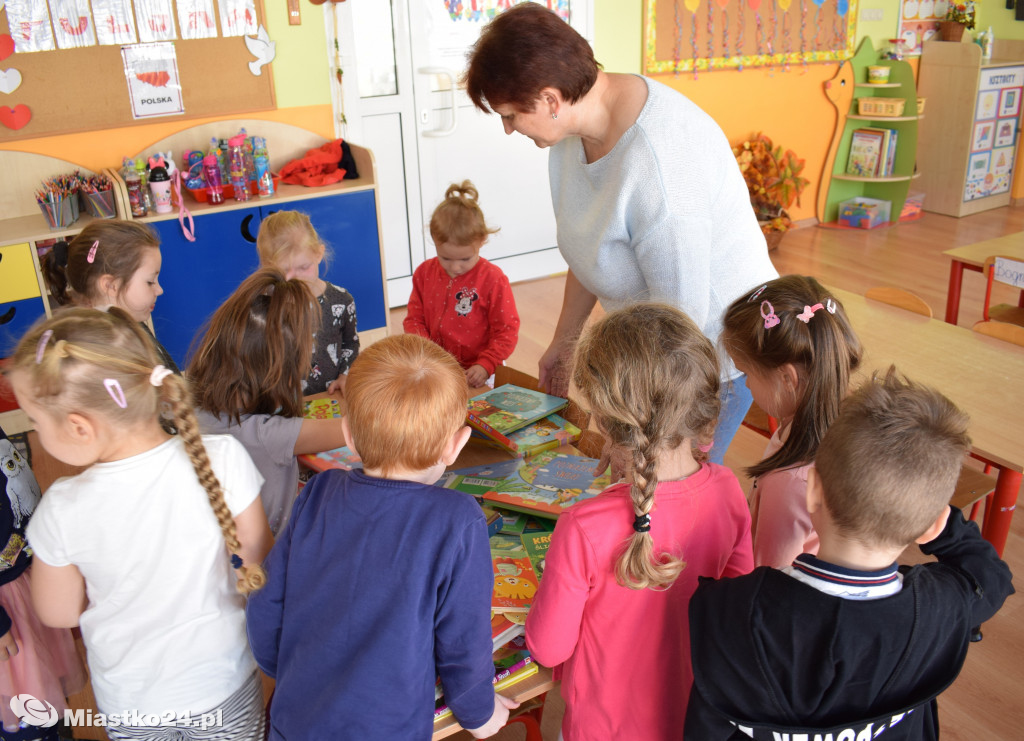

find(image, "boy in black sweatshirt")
[686,367,1014,740]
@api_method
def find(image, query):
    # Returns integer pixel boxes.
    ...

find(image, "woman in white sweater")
[465,4,777,464]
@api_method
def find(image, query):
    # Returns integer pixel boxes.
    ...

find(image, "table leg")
[982,467,1022,557]
[945,260,965,325]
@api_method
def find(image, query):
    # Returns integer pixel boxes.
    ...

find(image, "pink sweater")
[749,428,818,568]
[525,464,753,741]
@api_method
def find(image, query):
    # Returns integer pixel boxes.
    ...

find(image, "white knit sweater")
[549,76,778,377]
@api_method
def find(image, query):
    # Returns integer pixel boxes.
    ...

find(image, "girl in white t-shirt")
[8,307,273,741]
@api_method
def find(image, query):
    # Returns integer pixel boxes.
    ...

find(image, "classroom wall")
[5,2,1024,216]
[592,0,1024,220]
[0,6,336,172]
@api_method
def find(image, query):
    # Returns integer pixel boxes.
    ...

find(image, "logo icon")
[10,694,58,727]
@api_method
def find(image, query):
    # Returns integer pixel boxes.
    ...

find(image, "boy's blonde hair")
[41,220,160,308]
[573,303,721,590]
[345,334,468,476]
[10,308,265,594]
[429,180,499,248]
[256,210,329,268]
[815,367,970,548]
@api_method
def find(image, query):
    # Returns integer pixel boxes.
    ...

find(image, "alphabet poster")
[121,41,184,119]
[964,66,1024,202]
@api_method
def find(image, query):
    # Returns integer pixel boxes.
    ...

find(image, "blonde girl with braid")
[525,303,754,741]
[8,308,272,741]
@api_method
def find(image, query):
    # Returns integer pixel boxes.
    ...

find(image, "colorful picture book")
[846,127,899,178]
[491,551,539,614]
[481,450,612,519]
[491,612,525,651]
[520,530,553,580]
[434,656,537,722]
[303,398,342,419]
[472,413,583,457]
[495,511,555,536]
[299,445,362,474]
[467,384,568,450]
[444,459,523,497]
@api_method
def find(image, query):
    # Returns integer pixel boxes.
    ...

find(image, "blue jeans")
[709,374,753,466]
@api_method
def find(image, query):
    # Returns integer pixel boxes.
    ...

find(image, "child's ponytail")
[573,303,720,591]
[161,374,266,594]
[429,179,500,248]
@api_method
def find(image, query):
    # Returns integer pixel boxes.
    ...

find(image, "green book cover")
[520,530,553,580]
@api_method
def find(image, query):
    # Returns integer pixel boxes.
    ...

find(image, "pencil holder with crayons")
[38,197,75,230]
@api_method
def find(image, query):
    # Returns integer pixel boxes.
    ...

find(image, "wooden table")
[942,233,1024,324]
[837,287,1024,555]
[432,665,555,740]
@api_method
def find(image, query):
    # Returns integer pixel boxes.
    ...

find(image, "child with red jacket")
[404,180,519,387]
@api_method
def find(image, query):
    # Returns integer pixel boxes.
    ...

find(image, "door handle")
[417,67,458,138]
[240,214,258,243]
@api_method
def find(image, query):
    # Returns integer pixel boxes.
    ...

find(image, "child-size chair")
[981,255,1024,327]
[865,286,934,317]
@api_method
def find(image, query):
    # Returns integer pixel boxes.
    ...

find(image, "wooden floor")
[22,208,1024,740]
[391,207,1024,741]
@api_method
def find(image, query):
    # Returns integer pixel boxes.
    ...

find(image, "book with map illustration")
[482,450,611,519]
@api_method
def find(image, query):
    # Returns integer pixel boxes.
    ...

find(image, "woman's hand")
[538,343,572,398]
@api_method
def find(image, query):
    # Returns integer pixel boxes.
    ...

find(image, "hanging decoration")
[645,0,855,74]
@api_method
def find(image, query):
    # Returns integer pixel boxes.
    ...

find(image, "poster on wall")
[5,0,57,52]
[121,42,184,119]
[93,0,138,45]
[49,0,97,49]
[898,0,947,57]
[176,0,218,40]
[964,66,1024,202]
[135,0,177,43]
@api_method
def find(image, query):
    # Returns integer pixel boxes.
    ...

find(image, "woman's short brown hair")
[464,3,599,113]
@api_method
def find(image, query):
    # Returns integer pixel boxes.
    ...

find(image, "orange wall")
[0,105,335,173]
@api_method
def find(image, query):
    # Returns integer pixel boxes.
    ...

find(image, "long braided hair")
[9,307,265,594]
[573,303,720,590]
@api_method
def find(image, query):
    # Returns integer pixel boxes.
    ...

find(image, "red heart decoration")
[0,105,32,130]
[0,35,14,62]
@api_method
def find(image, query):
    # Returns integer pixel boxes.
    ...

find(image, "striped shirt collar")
[782,553,903,600]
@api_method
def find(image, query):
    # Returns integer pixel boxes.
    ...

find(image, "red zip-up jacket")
[403,257,520,375]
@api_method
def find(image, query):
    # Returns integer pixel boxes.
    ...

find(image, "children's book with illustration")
[520,530,553,580]
[482,450,612,519]
[846,128,884,177]
[491,551,539,614]
[303,398,342,419]
[443,458,523,497]
[434,655,537,722]
[299,445,362,474]
[467,384,568,449]
[491,612,525,651]
[494,510,555,536]
[489,532,525,553]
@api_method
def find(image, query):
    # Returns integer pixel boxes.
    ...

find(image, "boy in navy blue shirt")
[246,334,517,740]
[686,368,1013,740]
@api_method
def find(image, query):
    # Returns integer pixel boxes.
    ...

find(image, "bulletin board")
[644,0,859,75]
[0,1,274,142]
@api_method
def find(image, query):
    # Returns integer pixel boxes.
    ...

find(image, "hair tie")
[230,554,243,569]
[748,284,767,302]
[35,330,53,364]
[149,365,173,387]
[797,303,825,323]
[632,513,652,533]
[52,240,69,268]
[103,378,127,409]
[760,300,780,329]
[87,241,99,264]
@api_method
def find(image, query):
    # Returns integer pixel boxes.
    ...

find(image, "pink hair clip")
[748,284,768,302]
[760,300,780,329]
[103,378,128,409]
[87,241,99,264]
[35,330,53,363]
[797,303,825,323]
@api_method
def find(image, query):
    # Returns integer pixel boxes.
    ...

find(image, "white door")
[338,1,591,308]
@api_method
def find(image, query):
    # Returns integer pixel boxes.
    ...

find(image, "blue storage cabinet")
[148,188,387,368]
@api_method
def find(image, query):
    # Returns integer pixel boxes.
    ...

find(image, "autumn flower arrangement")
[733,132,810,236]
[945,1,977,30]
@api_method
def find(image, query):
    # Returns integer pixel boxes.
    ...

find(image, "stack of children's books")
[467,384,583,457]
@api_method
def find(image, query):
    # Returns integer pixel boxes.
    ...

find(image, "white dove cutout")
[245,25,276,76]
